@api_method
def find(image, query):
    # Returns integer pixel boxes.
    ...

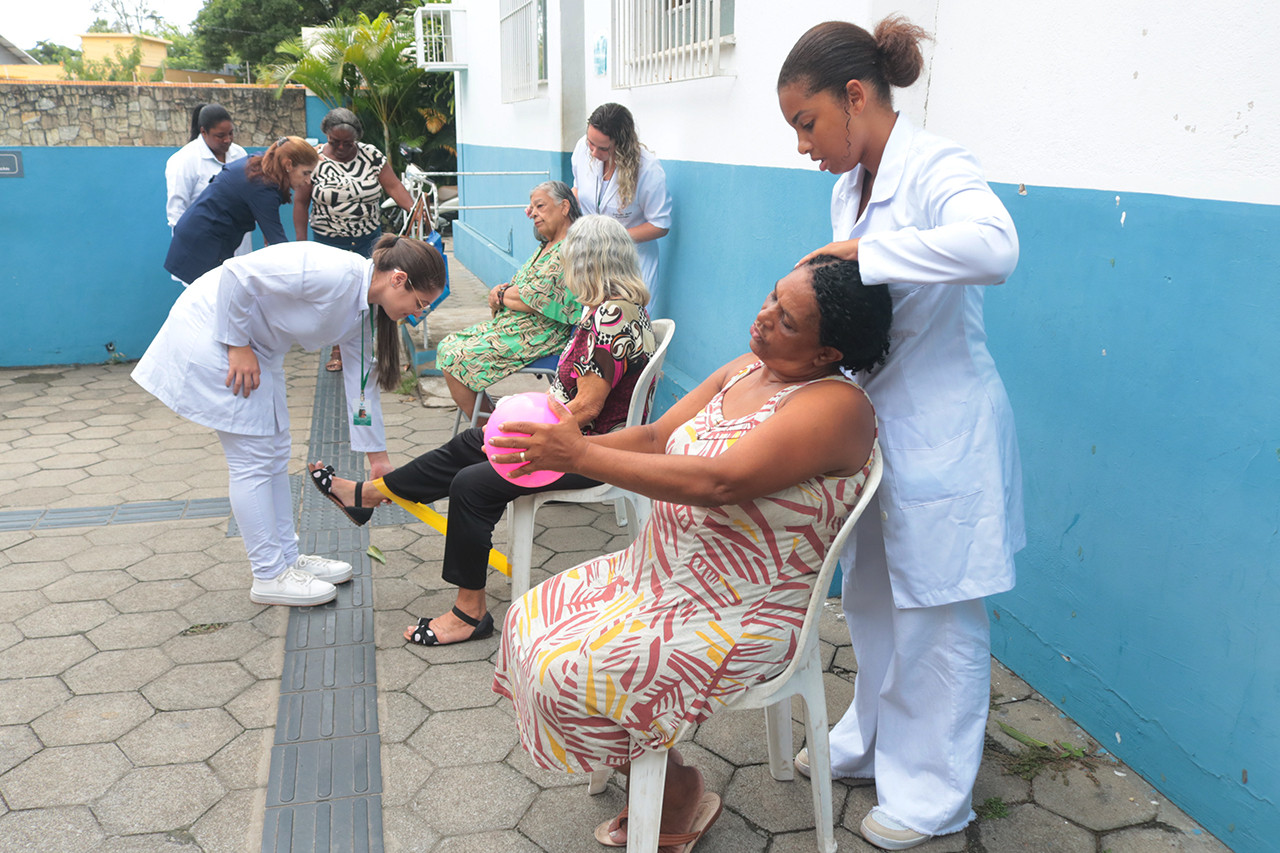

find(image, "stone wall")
[0,81,308,148]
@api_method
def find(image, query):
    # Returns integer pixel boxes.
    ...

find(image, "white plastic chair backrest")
[623,318,675,429]
[759,447,882,694]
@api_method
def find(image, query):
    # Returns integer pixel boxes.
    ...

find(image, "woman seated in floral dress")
[436,180,584,420]
[490,256,892,851]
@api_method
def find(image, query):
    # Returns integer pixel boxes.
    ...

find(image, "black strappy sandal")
[406,606,495,646]
[309,464,375,527]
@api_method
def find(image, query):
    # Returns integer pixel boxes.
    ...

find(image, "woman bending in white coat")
[777,17,1023,851]
[133,236,446,607]
[571,103,672,310]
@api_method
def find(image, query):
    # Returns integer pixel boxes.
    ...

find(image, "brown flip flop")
[593,792,722,852]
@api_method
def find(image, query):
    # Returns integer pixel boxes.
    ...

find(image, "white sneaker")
[250,567,337,606]
[292,554,353,585]
[793,748,874,786]
[860,807,931,850]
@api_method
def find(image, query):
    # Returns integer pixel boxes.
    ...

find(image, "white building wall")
[457,0,1279,205]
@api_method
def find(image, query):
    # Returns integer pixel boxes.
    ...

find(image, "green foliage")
[152,21,207,71]
[266,11,456,175]
[63,39,148,82]
[974,797,1009,820]
[28,41,81,65]
[194,0,406,69]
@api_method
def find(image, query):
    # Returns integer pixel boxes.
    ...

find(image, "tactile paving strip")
[261,352,386,852]
[0,497,234,531]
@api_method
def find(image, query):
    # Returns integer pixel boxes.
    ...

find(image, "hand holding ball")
[482,393,565,487]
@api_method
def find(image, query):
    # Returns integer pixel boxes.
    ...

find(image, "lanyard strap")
[358,309,375,401]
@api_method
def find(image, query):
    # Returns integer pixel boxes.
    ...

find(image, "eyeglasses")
[395,269,427,315]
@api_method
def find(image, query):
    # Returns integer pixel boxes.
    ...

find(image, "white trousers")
[830,493,991,836]
[217,428,298,581]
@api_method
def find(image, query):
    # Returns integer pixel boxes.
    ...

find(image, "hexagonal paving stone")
[408,705,519,767]
[0,805,106,853]
[93,763,225,835]
[61,647,173,695]
[191,562,251,592]
[190,787,260,852]
[209,728,273,791]
[107,578,203,614]
[87,611,187,650]
[118,708,242,765]
[517,784,633,853]
[0,743,130,809]
[988,696,1095,755]
[0,725,41,775]
[1033,764,1159,831]
[407,659,504,711]
[410,760,536,835]
[125,551,216,582]
[693,706,801,768]
[0,560,71,590]
[381,691,430,745]
[0,676,70,725]
[1100,825,1234,853]
[32,692,154,746]
[0,634,95,678]
[723,763,848,835]
[381,741,436,808]
[177,590,268,624]
[0,590,49,622]
[224,679,278,730]
[16,599,118,638]
[92,833,203,852]
[163,620,270,665]
[978,803,1094,852]
[142,661,255,710]
[42,569,136,601]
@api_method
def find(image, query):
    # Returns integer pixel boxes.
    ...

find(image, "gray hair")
[321,107,363,139]
[530,180,582,243]
[561,215,649,307]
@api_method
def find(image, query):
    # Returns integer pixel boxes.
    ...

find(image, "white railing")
[500,0,539,102]
[414,3,466,70]
[612,0,727,88]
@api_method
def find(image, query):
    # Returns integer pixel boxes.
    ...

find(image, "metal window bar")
[500,0,538,102]
[414,5,455,66]
[414,170,550,212]
[613,0,722,88]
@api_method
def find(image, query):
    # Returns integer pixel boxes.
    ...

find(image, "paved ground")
[0,252,1233,852]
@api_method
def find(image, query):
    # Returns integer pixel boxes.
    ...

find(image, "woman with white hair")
[308,215,655,645]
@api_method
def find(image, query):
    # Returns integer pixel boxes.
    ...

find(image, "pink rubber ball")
[481,392,565,487]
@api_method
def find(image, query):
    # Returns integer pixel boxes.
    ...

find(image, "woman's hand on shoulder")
[796,238,859,268]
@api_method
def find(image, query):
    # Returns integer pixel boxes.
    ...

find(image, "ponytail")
[778,16,931,105]
[370,234,447,390]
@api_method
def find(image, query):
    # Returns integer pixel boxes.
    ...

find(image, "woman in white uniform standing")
[165,103,251,265]
[133,236,446,607]
[776,17,1024,850]
[571,103,672,310]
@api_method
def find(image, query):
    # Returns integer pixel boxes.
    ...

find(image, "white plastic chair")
[506,318,675,600]
[585,449,884,853]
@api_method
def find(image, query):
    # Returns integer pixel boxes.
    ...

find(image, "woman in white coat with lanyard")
[571,103,672,309]
[777,17,1024,851]
[133,236,446,607]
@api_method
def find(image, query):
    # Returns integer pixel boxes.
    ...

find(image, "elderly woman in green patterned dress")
[437,181,583,419]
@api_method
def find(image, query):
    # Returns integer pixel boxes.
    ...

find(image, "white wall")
[456,1,1279,205]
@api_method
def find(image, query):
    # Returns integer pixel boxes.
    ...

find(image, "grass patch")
[974,797,1009,820]
[997,721,1100,783]
[395,370,420,396]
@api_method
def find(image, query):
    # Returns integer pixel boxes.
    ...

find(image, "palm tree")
[268,13,431,166]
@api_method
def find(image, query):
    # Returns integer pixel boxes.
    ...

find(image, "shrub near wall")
[0,81,308,147]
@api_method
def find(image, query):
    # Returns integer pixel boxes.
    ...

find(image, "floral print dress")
[493,361,877,771]
[436,240,581,391]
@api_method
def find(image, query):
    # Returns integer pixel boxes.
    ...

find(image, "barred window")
[612,0,734,88]
[500,0,548,102]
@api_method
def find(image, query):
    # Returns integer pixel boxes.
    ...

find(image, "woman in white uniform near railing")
[132,236,445,607]
[777,16,1024,851]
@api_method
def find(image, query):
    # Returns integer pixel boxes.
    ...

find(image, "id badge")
[353,406,372,426]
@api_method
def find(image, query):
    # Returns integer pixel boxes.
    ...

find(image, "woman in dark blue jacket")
[165,135,318,285]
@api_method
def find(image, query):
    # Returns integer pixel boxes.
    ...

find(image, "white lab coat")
[165,137,252,257]
[839,116,1024,608]
[572,135,673,303]
[133,241,386,452]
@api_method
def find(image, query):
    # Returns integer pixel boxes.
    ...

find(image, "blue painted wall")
[450,144,1279,852]
[986,184,1280,853]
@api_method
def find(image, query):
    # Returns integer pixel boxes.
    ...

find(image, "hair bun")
[873,14,930,89]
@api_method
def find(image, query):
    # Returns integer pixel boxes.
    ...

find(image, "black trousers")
[380,427,600,590]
